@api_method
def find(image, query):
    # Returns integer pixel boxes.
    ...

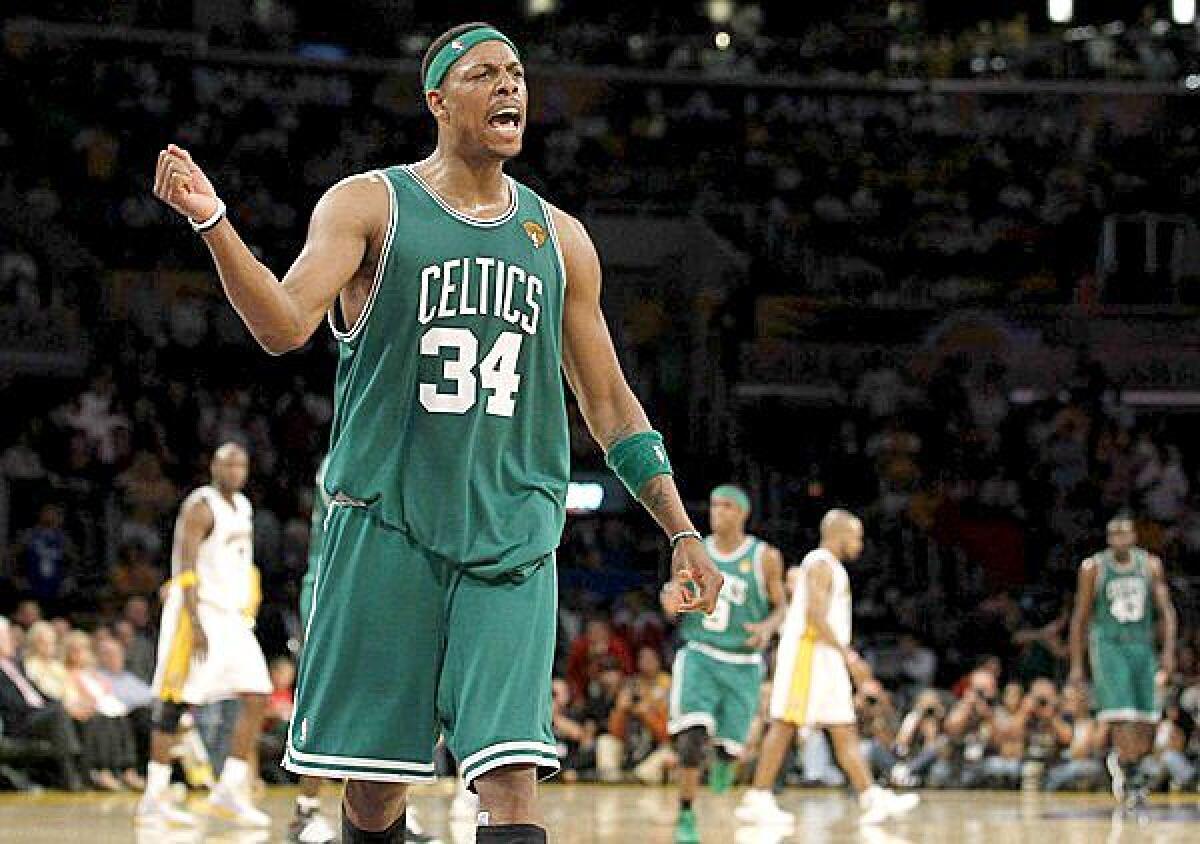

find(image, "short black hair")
[421,21,495,88]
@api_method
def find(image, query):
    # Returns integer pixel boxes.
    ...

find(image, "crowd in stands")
[6,586,1200,794]
[11,3,1200,84]
[6,16,1200,324]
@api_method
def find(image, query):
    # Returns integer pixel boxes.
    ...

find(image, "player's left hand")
[845,648,873,688]
[662,537,723,615]
[743,620,775,650]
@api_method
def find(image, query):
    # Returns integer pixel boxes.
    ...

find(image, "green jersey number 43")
[420,328,524,417]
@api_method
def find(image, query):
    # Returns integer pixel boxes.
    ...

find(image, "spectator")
[580,657,626,782]
[15,504,75,606]
[1044,682,1107,791]
[608,646,673,784]
[62,631,143,790]
[934,669,998,788]
[94,635,153,771]
[1008,679,1072,790]
[566,617,634,703]
[94,636,153,712]
[117,597,156,683]
[855,678,900,782]
[891,689,948,787]
[1144,692,1197,792]
[23,621,68,701]
[551,678,596,782]
[265,656,295,729]
[12,599,43,630]
[0,616,85,791]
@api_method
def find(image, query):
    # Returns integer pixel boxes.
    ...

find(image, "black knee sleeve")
[342,809,405,843]
[676,725,709,768]
[151,699,188,732]
[476,824,547,843]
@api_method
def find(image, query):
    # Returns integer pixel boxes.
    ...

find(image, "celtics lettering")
[418,257,543,335]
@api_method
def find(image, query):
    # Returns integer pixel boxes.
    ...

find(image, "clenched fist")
[153,144,220,223]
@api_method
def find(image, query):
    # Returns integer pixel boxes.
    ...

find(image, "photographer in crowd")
[890,690,949,787]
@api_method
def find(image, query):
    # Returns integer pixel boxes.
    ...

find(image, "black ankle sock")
[476,823,547,843]
[341,809,406,843]
[681,798,693,811]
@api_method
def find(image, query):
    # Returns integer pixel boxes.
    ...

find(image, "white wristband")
[189,197,226,233]
[670,529,702,549]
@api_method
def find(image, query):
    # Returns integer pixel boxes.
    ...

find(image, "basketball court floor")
[2,783,1199,843]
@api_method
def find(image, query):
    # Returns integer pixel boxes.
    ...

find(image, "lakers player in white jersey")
[737,510,918,827]
[136,443,274,828]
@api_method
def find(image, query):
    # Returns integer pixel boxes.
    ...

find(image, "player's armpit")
[271,174,387,351]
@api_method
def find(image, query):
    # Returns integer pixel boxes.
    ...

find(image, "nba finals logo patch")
[740,561,752,574]
[451,40,465,51]
[523,220,548,249]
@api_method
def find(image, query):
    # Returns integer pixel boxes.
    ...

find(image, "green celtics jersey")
[679,535,771,655]
[323,165,569,572]
[1090,548,1156,644]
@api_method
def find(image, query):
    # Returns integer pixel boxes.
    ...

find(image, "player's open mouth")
[488,107,522,135]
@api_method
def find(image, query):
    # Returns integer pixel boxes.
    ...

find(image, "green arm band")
[606,430,672,499]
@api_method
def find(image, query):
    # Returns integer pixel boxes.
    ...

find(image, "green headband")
[424,26,520,93]
[711,484,750,513]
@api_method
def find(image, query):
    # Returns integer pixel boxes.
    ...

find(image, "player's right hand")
[662,537,723,615]
[153,144,220,223]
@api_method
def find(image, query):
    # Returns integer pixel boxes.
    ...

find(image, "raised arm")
[552,205,721,614]
[1149,554,1178,682]
[153,145,384,354]
[1068,558,1097,686]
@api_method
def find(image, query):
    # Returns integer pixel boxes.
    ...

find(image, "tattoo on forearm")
[637,480,670,517]
[603,420,641,451]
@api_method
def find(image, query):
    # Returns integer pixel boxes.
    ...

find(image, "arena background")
[3,1,1200,841]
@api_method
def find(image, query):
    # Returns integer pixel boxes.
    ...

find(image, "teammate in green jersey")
[152,21,722,844]
[664,485,786,844]
[1069,516,1177,811]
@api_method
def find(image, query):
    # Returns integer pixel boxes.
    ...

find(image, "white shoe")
[1107,751,1126,802]
[735,789,796,826]
[860,786,919,825]
[450,782,480,822]
[135,793,199,827]
[204,783,271,828]
[290,810,337,843]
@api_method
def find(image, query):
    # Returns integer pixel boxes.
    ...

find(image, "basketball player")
[136,443,273,828]
[1068,515,1177,811]
[288,457,439,844]
[665,485,787,844]
[736,510,918,827]
[152,22,721,844]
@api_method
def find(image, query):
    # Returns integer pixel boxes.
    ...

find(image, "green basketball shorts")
[1089,636,1159,723]
[283,503,559,785]
[667,642,764,757]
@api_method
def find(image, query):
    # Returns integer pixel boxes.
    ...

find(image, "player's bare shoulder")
[316,171,391,236]
[1145,552,1167,578]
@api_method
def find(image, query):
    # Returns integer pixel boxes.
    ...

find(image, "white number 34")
[419,327,523,417]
